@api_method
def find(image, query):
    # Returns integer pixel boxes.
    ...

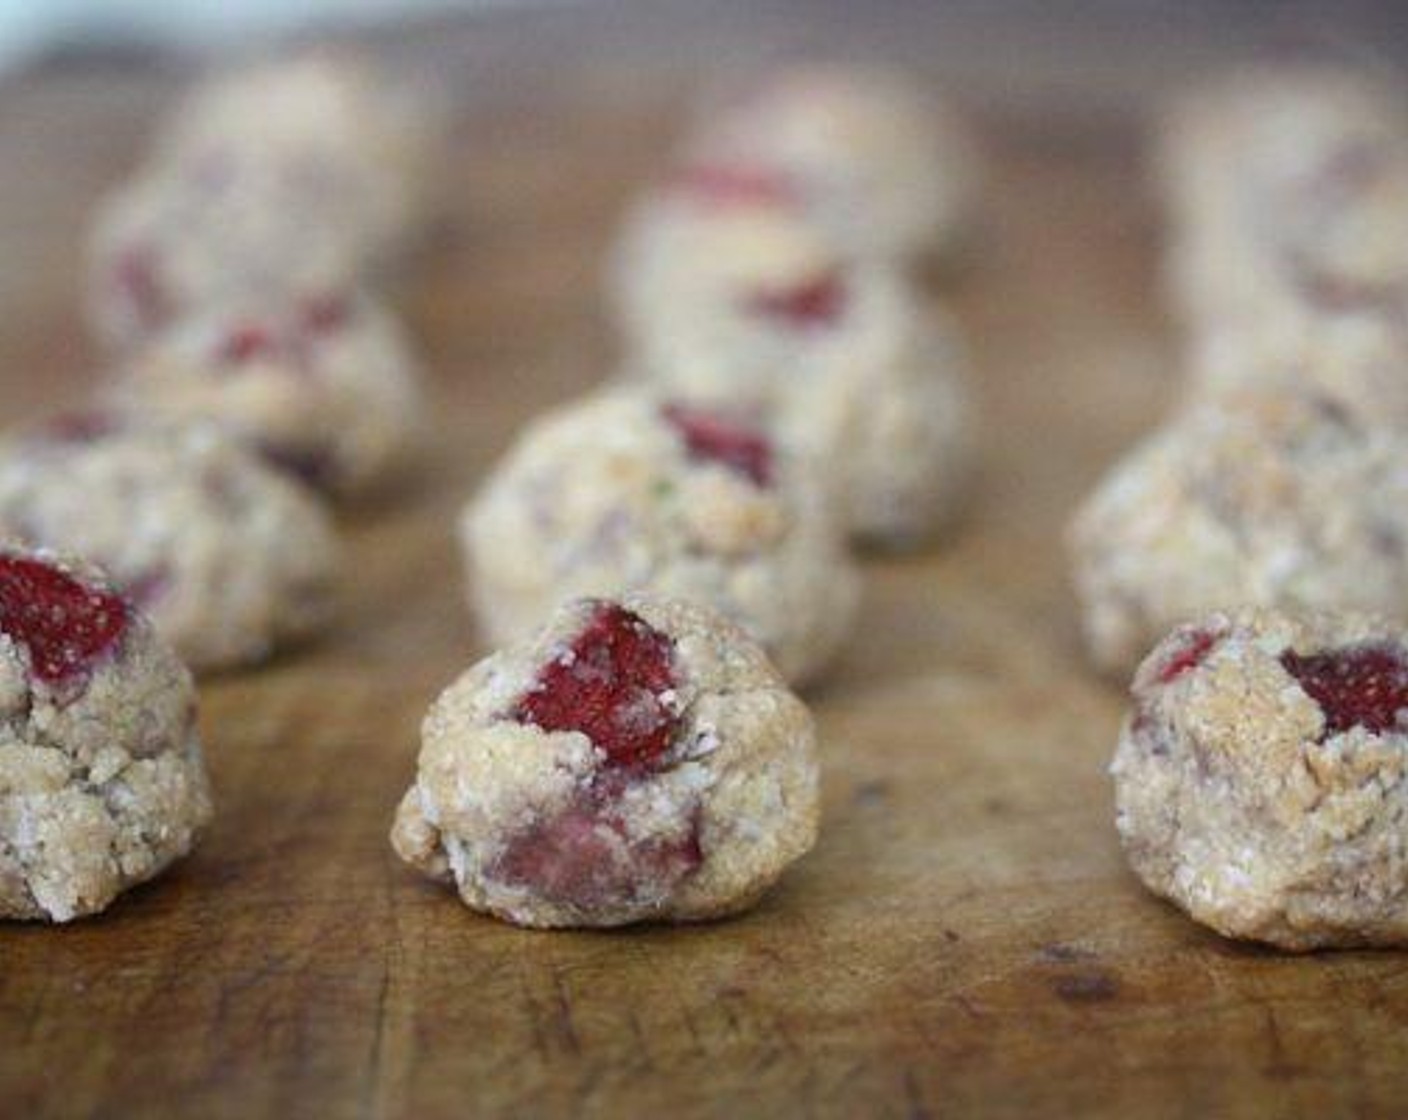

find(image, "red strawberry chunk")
[493,797,702,912]
[512,603,680,768]
[661,402,773,487]
[1281,643,1408,739]
[745,270,846,328]
[0,554,129,685]
[1155,627,1221,685]
[218,323,278,365]
[670,162,798,210]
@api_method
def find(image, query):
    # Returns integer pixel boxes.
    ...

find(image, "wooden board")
[3,7,1408,1117]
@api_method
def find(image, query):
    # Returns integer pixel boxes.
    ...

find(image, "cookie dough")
[0,414,341,672]
[612,201,853,386]
[1068,384,1408,677]
[112,290,425,499]
[615,207,975,545]
[88,170,366,352]
[391,594,819,928]
[1157,64,1408,329]
[461,387,858,686]
[1115,607,1408,949]
[0,547,212,922]
[88,53,438,350]
[152,51,437,260]
[683,63,980,262]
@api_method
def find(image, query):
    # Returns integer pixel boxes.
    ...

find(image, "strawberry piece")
[512,603,680,768]
[492,797,702,912]
[670,162,797,209]
[1155,628,1221,685]
[0,554,129,685]
[661,403,773,487]
[218,323,278,365]
[1281,643,1408,738]
[745,271,846,328]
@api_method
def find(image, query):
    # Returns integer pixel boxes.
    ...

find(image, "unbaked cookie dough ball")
[461,387,857,687]
[613,201,871,389]
[615,207,975,546]
[112,291,425,499]
[88,170,361,352]
[0,547,212,922]
[0,414,341,673]
[1068,385,1408,678]
[683,63,981,262]
[152,51,438,259]
[1115,607,1408,949]
[780,295,974,548]
[391,594,819,928]
[88,54,438,351]
[1157,64,1408,328]
[1158,64,1408,232]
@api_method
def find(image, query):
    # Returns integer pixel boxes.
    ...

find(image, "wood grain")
[3,6,1408,1118]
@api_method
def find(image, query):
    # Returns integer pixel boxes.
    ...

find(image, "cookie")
[612,200,855,387]
[683,63,980,262]
[614,207,975,546]
[152,51,437,259]
[1157,64,1408,329]
[90,171,365,353]
[0,547,212,922]
[390,594,819,928]
[112,290,425,499]
[461,386,858,686]
[1115,607,1408,949]
[1068,384,1408,677]
[88,53,438,350]
[0,414,341,672]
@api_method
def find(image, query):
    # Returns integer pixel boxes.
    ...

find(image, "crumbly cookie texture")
[461,386,857,687]
[682,63,980,262]
[1115,607,1408,950]
[0,547,212,922]
[1156,64,1408,330]
[391,594,819,929]
[613,207,975,546]
[111,291,425,499]
[1068,384,1408,677]
[88,53,438,350]
[0,415,341,673]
